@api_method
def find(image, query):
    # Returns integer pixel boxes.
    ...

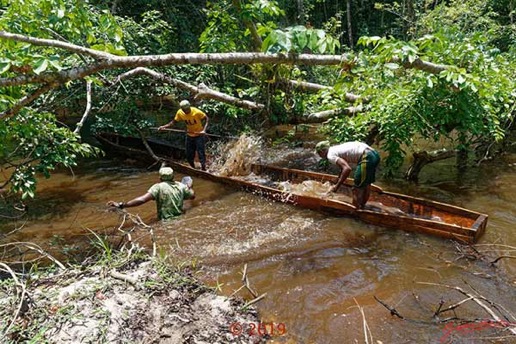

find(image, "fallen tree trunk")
[405,149,456,181]
[302,105,364,123]
[116,67,264,111]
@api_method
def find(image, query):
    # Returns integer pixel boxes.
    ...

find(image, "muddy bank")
[0,251,266,343]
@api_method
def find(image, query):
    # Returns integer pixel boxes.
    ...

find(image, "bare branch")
[374,296,405,319]
[417,281,516,335]
[0,242,66,269]
[285,79,364,103]
[74,80,92,135]
[0,50,351,88]
[0,83,56,119]
[0,262,27,337]
[303,105,364,123]
[0,30,114,59]
[116,67,265,111]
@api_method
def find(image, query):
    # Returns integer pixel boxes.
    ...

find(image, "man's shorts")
[354,149,380,188]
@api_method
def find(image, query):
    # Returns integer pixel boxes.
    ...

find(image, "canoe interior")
[251,164,488,243]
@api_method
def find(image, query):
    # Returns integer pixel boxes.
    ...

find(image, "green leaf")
[0,61,11,74]
[48,58,63,71]
[33,59,49,75]
[385,63,400,70]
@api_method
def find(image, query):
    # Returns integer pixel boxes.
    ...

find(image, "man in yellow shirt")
[159,100,209,170]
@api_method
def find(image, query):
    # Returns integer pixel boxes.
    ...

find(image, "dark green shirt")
[148,181,194,220]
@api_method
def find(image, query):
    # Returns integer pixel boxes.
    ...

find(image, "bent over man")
[315,141,381,209]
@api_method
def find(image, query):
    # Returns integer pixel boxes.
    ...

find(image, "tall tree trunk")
[403,0,415,37]
[297,0,305,23]
[346,0,354,49]
[232,0,263,52]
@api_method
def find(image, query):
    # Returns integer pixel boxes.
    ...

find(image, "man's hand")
[158,125,167,131]
[330,185,339,193]
[107,201,124,208]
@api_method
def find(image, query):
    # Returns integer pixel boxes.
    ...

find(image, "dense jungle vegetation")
[0,0,515,201]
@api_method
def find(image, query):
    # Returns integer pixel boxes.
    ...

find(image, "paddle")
[150,127,239,140]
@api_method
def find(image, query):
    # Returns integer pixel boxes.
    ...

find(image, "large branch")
[0,29,350,88]
[232,0,263,52]
[302,105,364,123]
[0,31,113,60]
[0,32,454,91]
[405,149,456,181]
[0,31,453,122]
[0,83,56,120]
[116,67,264,111]
[394,57,449,74]
[0,52,350,88]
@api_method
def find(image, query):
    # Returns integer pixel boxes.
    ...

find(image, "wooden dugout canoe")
[96,133,488,243]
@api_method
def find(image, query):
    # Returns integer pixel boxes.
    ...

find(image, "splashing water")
[209,134,263,177]
[279,180,333,197]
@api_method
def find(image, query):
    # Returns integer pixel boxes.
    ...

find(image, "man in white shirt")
[316,141,382,209]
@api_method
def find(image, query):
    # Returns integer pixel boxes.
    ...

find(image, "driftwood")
[110,270,138,287]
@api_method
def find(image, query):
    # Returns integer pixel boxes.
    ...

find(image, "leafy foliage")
[262,25,341,54]
[324,28,515,176]
[91,101,155,137]
[0,0,515,193]
[0,110,99,199]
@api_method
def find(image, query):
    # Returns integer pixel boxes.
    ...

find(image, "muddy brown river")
[1,148,515,343]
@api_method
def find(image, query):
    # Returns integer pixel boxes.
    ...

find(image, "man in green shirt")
[108,167,195,220]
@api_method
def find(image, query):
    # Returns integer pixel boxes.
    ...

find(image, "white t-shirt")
[327,141,372,166]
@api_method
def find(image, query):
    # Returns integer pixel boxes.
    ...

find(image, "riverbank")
[0,248,266,343]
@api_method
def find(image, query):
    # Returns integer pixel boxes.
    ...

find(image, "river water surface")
[1,147,515,343]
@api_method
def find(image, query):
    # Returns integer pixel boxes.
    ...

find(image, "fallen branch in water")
[354,298,374,344]
[434,296,474,317]
[490,255,516,265]
[417,281,516,336]
[231,263,258,299]
[108,208,157,257]
[374,296,405,319]
[242,293,267,309]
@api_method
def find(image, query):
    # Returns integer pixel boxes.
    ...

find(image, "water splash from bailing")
[209,134,263,177]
